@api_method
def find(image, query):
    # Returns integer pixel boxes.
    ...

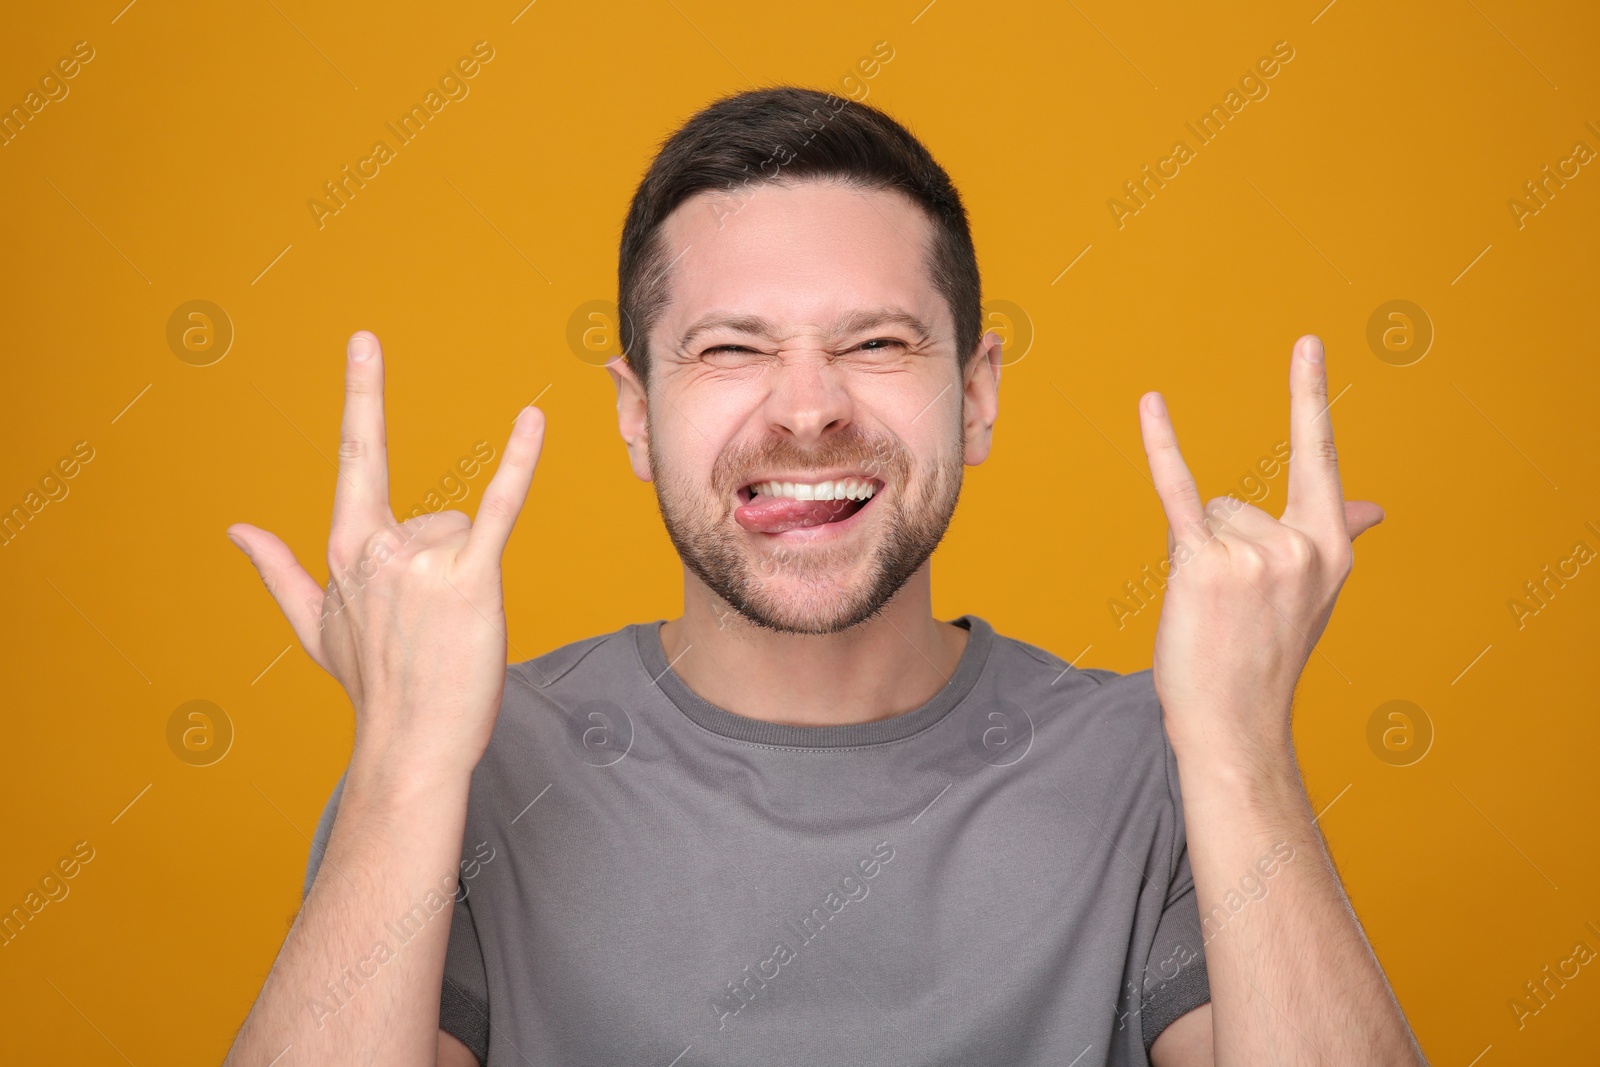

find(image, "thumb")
[227,523,329,666]
[1345,500,1385,541]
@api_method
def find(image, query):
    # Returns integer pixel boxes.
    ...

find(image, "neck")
[658,563,968,728]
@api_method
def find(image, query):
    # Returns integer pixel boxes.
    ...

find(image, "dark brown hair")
[617,86,982,388]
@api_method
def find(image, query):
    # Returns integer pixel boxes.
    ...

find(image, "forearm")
[224,747,471,1066]
[1172,726,1424,1066]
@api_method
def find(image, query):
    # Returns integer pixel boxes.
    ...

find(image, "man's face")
[613,179,998,635]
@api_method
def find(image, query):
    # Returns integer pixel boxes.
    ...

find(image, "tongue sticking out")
[735,494,867,534]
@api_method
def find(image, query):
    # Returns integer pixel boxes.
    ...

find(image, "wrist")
[346,732,478,809]
[1164,719,1309,815]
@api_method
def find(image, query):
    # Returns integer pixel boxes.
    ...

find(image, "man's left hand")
[1137,334,1384,764]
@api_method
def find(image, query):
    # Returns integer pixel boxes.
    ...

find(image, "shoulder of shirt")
[504,620,637,696]
[477,623,640,767]
[985,624,1185,869]
[987,624,1153,702]
[983,623,1169,754]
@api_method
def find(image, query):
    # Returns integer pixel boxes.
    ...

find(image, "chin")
[731,600,885,636]
[723,569,893,636]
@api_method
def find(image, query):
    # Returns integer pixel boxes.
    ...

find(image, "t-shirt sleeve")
[303,771,346,901]
[1136,731,1212,1052]
[301,771,493,1066]
[440,887,491,1065]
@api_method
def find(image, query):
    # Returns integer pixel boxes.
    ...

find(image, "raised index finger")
[331,331,394,543]
[1283,334,1348,535]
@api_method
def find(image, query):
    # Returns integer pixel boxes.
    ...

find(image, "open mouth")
[734,476,883,534]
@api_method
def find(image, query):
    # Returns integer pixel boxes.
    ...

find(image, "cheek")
[901,409,966,475]
[648,410,725,498]
[656,378,763,463]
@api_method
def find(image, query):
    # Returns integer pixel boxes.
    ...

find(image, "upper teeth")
[750,478,878,501]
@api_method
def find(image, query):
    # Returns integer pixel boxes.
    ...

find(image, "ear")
[607,356,654,482]
[961,331,1003,466]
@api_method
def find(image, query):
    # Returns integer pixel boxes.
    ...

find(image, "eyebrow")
[677,307,935,351]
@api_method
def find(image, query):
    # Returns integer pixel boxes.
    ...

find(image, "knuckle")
[478,493,515,524]
[1313,438,1339,464]
[338,437,366,463]
[345,367,378,393]
[1235,545,1268,578]
[1204,495,1243,524]
[362,526,399,561]
[326,538,355,570]
[1169,482,1202,511]
[1282,529,1317,567]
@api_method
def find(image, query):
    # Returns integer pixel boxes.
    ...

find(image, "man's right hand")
[226,330,545,783]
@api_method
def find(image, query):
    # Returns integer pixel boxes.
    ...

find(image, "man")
[223,87,1425,1065]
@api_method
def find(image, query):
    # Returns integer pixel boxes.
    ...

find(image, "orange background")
[1,0,1595,1062]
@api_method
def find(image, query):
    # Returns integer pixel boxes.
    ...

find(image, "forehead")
[651,179,948,344]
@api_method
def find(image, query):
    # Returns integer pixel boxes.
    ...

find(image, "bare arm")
[225,755,471,1064]
[438,1028,480,1066]
[1160,737,1422,1065]
[223,330,544,1065]
[1138,334,1424,1065]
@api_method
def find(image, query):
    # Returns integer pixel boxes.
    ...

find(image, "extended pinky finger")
[463,406,546,566]
[1138,391,1206,541]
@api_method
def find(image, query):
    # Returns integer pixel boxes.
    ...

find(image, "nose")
[761,349,854,443]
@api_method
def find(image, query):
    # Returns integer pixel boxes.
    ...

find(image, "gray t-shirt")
[304,614,1210,1065]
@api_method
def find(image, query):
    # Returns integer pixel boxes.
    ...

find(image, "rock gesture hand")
[1138,334,1383,763]
[227,331,545,782]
